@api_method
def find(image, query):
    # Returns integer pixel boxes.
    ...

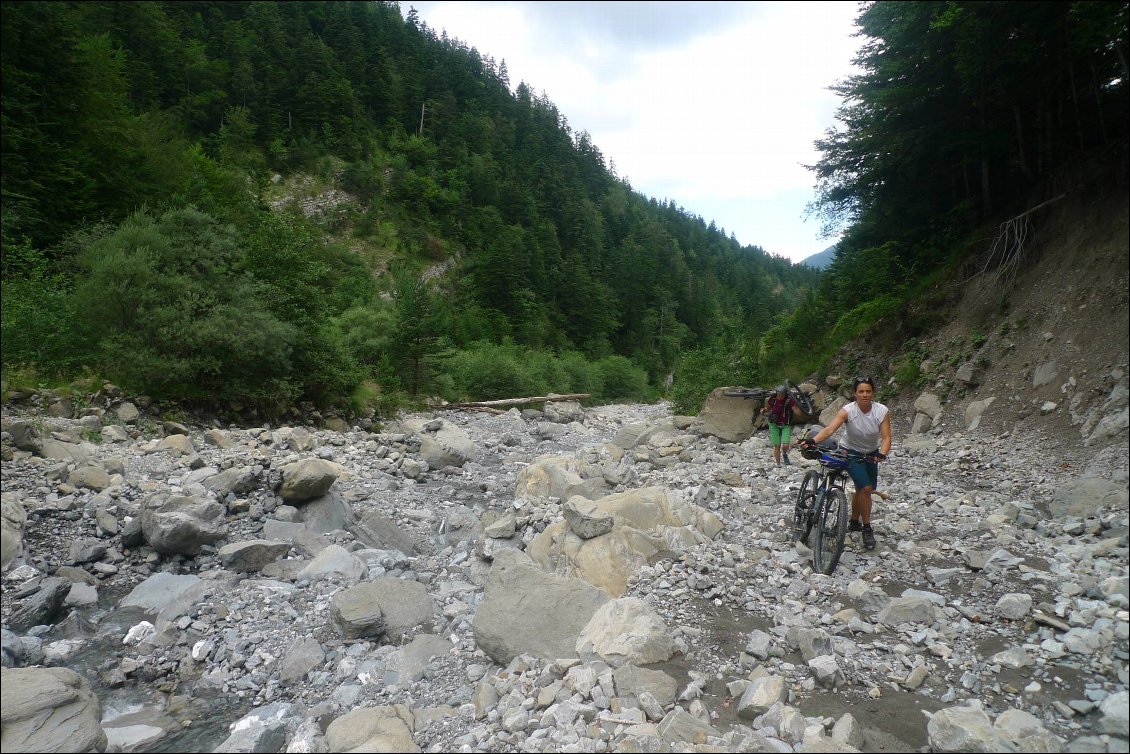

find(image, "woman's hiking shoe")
[861,524,876,550]
[782,454,791,466]
[848,519,863,532]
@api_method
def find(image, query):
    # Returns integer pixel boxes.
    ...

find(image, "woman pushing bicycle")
[798,376,892,550]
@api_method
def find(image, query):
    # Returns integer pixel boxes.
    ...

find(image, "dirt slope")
[826,181,1129,467]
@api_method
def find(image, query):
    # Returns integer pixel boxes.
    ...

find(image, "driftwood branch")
[431,393,591,411]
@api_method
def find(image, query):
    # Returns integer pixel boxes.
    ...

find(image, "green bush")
[437,343,649,404]
[332,303,396,367]
[670,344,751,415]
[73,207,302,403]
[1,238,98,373]
[442,342,542,400]
[559,350,603,396]
[595,355,651,403]
[829,296,901,343]
[893,357,922,389]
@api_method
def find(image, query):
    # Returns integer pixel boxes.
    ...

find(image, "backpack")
[768,394,791,424]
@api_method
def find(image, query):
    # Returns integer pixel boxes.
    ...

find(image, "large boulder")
[1,667,107,753]
[576,597,674,668]
[1,492,28,572]
[401,418,480,469]
[140,495,228,555]
[204,466,261,497]
[927,705,1007,752]
[514,455,608,503]
[964,396,996,431]
[34,438,92,465]
[295,490,352,534]
[473,548,609,664]
[694,387,759,442]
[7,577,71,633]
[118,573,201,614]
[350,510,423,556]
[272,426,316,452]
[212,702,300,754]
[325,705,419,753]
[67,465,111,492]
[297,544,366,584]
[218,540,291,573]
[1,417,39,450]
[526,487,723,597]
[820,396,850,427]
[331,578,435,641]
[544,400,585,424]
[1049,473,1128,519]
[279,459,344,503]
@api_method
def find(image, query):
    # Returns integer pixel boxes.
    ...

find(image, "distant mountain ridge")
[800,244,837,270]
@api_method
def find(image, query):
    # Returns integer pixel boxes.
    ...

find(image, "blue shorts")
[847,455,879,491]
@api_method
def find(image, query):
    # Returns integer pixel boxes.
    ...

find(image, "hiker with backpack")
[762,385,798,466]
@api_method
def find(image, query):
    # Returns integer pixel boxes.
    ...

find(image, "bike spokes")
[813,487,849,574]
[793,471,820,544]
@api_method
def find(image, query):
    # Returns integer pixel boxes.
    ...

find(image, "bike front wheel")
[793,471,820,544]
[786,378,815,416]
[813,486,849,574]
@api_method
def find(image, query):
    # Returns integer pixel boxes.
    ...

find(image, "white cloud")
[408,1,863,261]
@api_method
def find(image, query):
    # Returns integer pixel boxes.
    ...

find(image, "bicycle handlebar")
[797,439,886,463]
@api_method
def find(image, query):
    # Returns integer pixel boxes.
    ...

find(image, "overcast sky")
[403,1,865,263]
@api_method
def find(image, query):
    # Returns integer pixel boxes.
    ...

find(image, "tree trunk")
[435,393,592,409]
[1014,105,1031,178]
[980,105,991,216]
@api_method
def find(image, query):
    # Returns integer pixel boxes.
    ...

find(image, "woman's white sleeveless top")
[841,401,888,453]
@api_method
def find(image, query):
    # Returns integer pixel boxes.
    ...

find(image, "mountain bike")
[723,380,815,418]
[792,444,868,574]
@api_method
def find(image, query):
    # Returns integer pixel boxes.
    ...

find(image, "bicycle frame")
[793,448,861,574]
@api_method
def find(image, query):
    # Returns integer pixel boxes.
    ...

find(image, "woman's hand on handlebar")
[866,451,887,463]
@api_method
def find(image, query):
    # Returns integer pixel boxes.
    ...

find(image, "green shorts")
[768,422,791,445]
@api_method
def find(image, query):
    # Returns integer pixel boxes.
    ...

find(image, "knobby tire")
[793,471,820,544]
[813,486,849,574]
[785,379,815,416]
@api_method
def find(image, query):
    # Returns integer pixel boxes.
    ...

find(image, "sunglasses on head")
[853,376,874,389]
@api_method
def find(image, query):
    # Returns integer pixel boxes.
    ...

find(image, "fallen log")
[433,393,591,410]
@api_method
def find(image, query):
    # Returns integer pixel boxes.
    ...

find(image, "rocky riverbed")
[1,388,1128,753]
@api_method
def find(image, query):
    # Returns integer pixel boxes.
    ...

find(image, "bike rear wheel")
[793,471,820,544]
[813,486,849,574]
[785,378,815,416]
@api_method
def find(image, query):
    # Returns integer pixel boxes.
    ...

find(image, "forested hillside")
[781,0,1128,387]
[0,0,819,417]
[2,1,1126,421]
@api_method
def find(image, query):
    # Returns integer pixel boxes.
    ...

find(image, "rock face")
[1,667,108,753]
